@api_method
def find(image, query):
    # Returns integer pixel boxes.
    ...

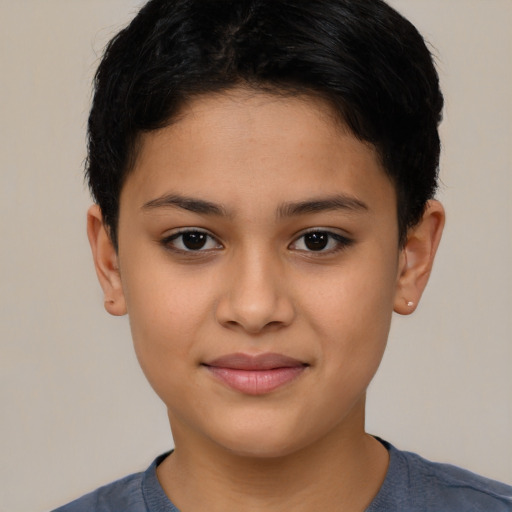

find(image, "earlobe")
[87,204,127,316]
[394,200,445,315]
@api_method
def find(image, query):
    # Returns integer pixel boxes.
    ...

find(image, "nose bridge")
[216,243,294,333]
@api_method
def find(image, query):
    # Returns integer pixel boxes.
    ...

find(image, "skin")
[88,88,444,511]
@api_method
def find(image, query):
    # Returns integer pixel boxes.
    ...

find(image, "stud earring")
[407,301,414,307]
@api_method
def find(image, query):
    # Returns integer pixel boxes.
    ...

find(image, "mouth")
[202,353,309,396]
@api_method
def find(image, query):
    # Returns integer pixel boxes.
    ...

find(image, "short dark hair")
[87,0,443,248]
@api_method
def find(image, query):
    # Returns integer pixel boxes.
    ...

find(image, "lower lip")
[205,366,306,395]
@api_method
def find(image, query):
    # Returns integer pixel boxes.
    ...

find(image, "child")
[54,0,512,510]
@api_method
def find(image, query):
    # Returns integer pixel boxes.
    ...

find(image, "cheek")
[120,260,214,383]
[301,250,397,381]
[305,259,396,335]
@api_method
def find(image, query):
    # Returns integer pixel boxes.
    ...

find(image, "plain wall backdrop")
[0,1,510,511]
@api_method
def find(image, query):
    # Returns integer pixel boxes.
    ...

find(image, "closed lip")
[202,352,308,371]
[202,353,309,395]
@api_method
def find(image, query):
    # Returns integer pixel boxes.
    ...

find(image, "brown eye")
[181,232,208,250]
[304,232,329,251]
[163,230,222,252]
[290,229,354,254]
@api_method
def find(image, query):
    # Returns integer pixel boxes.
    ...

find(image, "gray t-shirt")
[52,440,512,511]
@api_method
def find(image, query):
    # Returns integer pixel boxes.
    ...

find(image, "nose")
[215,249,296,334]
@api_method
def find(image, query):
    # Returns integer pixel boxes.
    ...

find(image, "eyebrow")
[276,195,368,218]
[141,193,368,218]
[142,194,229,216]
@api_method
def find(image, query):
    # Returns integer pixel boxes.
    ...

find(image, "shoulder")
[51,471,145,512]
[377,441,512,512]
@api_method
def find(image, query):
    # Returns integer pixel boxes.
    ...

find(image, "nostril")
[265,320,285,330]
[220,318,287,334]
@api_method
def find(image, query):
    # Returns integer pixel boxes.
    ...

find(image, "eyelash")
[161,229,222,254]
[160,228,354,256]
[290,229,354,255]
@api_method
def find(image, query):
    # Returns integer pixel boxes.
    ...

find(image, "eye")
[162,230,222,252]
[290,230,353,253]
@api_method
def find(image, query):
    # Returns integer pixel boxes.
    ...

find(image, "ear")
[394,200,445,315]
[87,204,127,316]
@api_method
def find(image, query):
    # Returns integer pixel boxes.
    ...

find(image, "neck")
[157,402,389,512]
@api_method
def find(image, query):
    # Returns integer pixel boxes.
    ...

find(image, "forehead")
[121,88,395,217]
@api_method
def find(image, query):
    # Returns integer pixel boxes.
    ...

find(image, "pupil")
[183,232,207,250]
[305,232,328,251]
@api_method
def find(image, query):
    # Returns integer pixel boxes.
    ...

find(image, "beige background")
[0,1,510,511]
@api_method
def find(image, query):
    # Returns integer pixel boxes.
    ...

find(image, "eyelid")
[161,227,223,253]
[159,227,353,256]
[289,228,354,253]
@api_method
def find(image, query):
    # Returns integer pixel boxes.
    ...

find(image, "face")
[115,89,404,458]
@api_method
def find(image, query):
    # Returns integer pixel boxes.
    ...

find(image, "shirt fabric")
[52,440,512,512]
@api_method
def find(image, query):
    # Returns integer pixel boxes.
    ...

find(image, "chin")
[221,438,306,460]
[206,417,317,460]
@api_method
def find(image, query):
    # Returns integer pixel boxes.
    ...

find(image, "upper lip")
[203,352,307,371]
